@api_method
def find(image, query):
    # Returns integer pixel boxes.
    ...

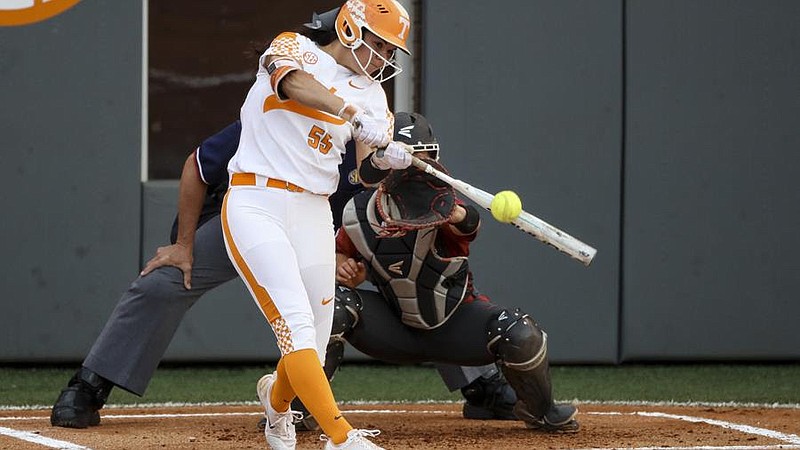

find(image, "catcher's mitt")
[375,158,456,233]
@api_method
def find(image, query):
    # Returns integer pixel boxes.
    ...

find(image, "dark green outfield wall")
[3,1,798,363]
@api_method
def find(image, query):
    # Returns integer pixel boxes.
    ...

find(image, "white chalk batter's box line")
[3,398,800,411]
[2,408,800,450]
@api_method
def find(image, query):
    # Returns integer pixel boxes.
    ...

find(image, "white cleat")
[322,429,384,450]
[257,373,301,450]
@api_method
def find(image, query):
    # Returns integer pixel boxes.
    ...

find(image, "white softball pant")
[221,184,335,363]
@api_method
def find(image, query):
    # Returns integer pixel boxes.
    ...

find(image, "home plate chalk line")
[2,402,800,450]
[0,426,90,450]
[578,411,800,449]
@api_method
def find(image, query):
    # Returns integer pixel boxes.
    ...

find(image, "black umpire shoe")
[460,372,519,420]
[513,401,580,433]
[51,367,113,428]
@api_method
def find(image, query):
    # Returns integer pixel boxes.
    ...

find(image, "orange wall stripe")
[0,0,81,27]
[263,94,347,125]
[221,192,281,322]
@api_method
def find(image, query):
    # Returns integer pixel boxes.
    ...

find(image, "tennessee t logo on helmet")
[335,0,411,82]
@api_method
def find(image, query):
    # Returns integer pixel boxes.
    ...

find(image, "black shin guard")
[323,339,345,381]
[500,353,553,418]
[488,309,554,418]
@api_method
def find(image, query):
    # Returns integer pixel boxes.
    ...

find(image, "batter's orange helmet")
[336,0,411,54]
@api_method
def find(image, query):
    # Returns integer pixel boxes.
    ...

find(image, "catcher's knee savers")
[331,285,363,342]
[487,308,555,418]
[487,308,547,371]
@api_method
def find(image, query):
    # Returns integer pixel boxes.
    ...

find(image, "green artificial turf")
[551,364,800,404]
[1,363,799,408]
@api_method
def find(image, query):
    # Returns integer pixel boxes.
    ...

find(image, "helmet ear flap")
[335,0,408,82]
[336,10,362,48]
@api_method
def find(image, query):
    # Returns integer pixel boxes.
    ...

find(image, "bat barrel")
[515,213,597,265]
[407,151,598,266]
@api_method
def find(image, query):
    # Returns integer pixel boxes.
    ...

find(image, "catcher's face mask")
[374,158,456,236]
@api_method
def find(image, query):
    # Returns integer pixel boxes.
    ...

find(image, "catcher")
[323,111,579,432]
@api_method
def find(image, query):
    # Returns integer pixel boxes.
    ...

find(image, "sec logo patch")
[347,169,360,185]
[303,51,318,64]
[1,0,81,27]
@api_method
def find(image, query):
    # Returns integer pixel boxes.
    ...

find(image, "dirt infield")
[2,403,800,449]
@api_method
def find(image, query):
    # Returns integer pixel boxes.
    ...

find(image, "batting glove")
[371,141,412,170]
[339,103,391,148]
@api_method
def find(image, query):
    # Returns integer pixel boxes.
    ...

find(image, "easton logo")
[388,260,404,275]
[398,125,414,139]
[1,0,81,27]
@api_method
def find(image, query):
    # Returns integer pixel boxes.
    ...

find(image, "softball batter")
[222,1,412,449]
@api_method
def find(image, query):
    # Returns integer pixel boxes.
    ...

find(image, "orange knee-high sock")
[269,357,296,413]
[283,348,353,444]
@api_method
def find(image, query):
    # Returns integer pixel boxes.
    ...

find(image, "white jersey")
[228,32,392,195]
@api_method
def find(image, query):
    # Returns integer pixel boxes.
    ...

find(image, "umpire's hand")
[140,243,194,289]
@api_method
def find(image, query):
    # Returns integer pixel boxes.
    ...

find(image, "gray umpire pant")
[82,215,494,396]
[82,216,238,396]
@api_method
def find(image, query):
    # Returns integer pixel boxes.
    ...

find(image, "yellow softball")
[490,190,522,223]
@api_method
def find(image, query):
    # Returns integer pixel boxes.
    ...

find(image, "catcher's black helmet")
[393,112,440,160]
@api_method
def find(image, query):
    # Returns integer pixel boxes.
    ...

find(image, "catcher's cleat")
[322,429,384,450]
[513,401,580,433]
[257,373,302,450]
[50,368,112,429]
[461,372,518,420]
